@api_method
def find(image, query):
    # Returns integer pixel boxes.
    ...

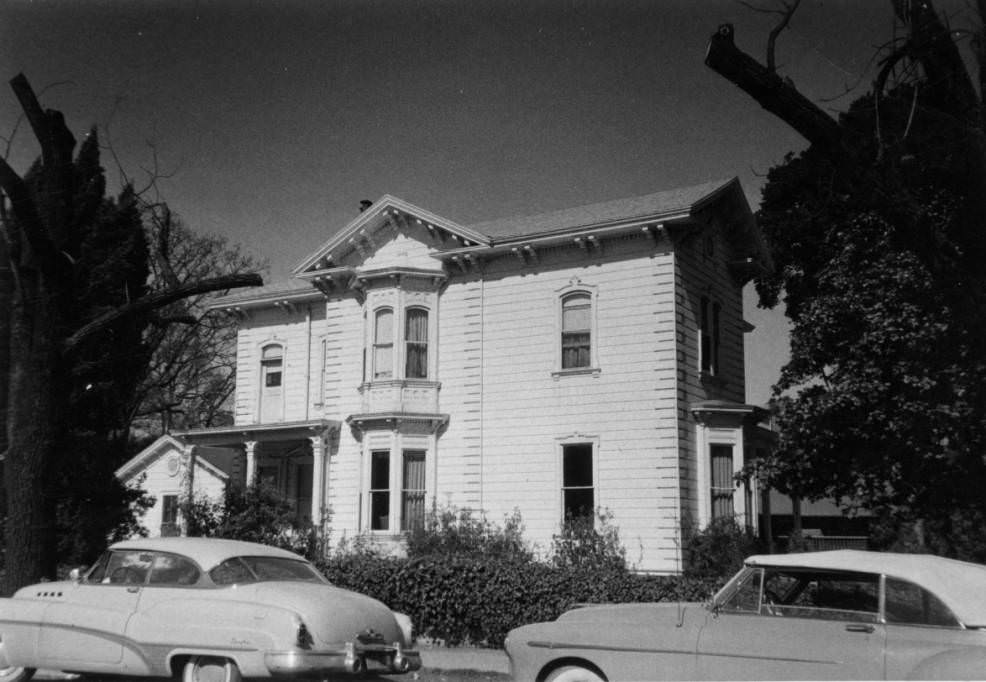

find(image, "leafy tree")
[132,209,267,438]
[181,484,321,559]
[0,74,261,593]
[706,2,986,550]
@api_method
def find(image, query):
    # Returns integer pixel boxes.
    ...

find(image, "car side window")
[884,577,959,627]
[762,569,880,623]
[147,553,201,586]
[718,568,763,613]
[98,550,155,585]
[211,557,257,585]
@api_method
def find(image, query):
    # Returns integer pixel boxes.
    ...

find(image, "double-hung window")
[369,451,390,531]
[373,309,394,379]
[401,451,426,531]
[370,307,429,381]
[710,444,734,520]
[405,309,428,379]
[367,449,427,533]
[562,443,594,520]
[700,297,721,375]
[561,293,592,370]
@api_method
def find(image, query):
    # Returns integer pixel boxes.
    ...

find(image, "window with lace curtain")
[710,444,735,519]
[405,308,428,379]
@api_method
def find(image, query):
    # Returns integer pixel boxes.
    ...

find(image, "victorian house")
[117,177,771,574]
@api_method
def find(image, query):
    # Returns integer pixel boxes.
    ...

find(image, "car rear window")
[210,556,327,585]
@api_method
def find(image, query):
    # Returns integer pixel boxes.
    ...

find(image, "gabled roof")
[116,434,229,483]
[465,178,737,241]
[293,194,490,276]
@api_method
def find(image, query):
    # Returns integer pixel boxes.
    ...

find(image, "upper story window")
[373,309,394,379]
[368,305,432,382]
[261,344,283,387]
[405,308,428,379]
[700,296,721,375]
[561,293,592,370]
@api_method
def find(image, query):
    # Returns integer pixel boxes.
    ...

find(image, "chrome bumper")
[265,641,422,676]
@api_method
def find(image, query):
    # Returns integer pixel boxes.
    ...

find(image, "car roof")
[746,550,986,625]
[109,537,306,571]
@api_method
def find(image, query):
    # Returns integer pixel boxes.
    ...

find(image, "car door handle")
[126,586,141,594]
[845,624,875,633]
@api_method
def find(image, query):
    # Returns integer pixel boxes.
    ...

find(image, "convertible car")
[0,537,420,681]
[506,550,986,681]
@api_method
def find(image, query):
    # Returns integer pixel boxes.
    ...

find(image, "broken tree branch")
[705,23,844,151]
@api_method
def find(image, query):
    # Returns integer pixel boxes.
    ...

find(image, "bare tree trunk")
[3,275,64,593]
[0,231,10,542]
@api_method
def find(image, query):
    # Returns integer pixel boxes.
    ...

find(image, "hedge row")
[317,554,722,647]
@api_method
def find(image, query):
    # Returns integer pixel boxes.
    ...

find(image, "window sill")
[700,371,728,388]
[552,367,601,380]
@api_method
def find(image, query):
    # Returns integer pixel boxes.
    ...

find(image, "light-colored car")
[0,537,420,681]
[505,549,986,681]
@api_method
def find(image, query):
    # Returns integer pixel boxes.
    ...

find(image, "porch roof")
[173,419,338,447]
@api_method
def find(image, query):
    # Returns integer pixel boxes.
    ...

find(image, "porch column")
[244,441,258,487]
[181,444,197,536]
[310,435,327,528]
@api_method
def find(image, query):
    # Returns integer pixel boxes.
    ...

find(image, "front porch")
[174,419,338,529]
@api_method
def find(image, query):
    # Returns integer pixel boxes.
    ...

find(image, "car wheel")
[544,664,606,682]
[0,635,34,682]
[181,656,242,682]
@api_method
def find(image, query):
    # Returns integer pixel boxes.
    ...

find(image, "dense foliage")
[682,516,765,579]
[751,78,986,548]
[320,553,718,647]
[181,484,320,557]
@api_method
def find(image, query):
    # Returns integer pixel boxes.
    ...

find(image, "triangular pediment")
[293,195,490,276]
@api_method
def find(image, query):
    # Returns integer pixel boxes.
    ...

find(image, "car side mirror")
[69,567,84,582]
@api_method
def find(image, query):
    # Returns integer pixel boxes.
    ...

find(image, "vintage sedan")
[506,549,986,681]
[0,537,420,681]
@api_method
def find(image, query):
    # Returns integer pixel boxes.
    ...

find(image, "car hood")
[244,581,405,646]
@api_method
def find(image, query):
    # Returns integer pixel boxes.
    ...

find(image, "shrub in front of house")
[319,508,720,647]
[318,551,720,647]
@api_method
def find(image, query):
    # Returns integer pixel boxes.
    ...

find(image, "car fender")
[906,647,986,680]
[0,596,54,667]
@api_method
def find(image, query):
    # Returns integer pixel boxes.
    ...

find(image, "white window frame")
[371,307,395,380]
[696,425,746,528]
[553,282,599,378]
[256,340,286,422]
[367,304,435,383]
[361,433,434,534]
[556,434,601,525]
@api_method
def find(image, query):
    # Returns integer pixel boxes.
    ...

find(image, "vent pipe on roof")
[359,199,373,213]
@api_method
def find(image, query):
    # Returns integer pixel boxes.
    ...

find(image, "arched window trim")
[404,306,430,379]
[553,282,600,378]
[372,307,395,380]
[256,340,286,423]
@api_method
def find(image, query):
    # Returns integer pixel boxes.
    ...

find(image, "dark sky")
[1,0,977,402]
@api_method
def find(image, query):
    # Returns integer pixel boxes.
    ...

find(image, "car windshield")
[209,555,327,585]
